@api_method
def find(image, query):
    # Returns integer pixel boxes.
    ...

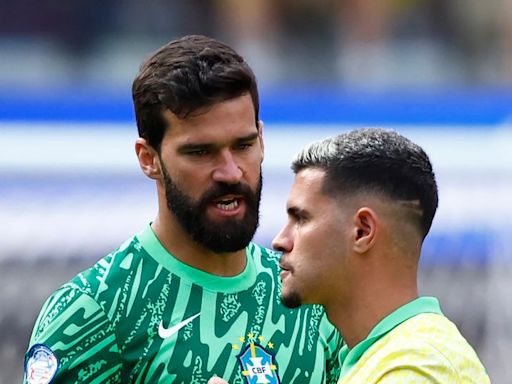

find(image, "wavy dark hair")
[132,35,259,151]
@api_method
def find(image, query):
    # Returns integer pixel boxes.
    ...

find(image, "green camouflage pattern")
[25,225,342,383]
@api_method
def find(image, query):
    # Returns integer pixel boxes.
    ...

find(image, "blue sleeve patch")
[24,344,59,384]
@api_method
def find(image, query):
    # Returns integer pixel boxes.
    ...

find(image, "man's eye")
[294,214,305,224]
[187,149,209,156]
[235,143,252,151]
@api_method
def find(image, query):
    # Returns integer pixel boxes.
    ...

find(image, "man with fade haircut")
[271,128,490,383]
[23,35,342,383]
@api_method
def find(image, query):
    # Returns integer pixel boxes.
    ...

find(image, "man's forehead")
[162,94,255,120]
[292,168,326,193]
[287,168,328,207]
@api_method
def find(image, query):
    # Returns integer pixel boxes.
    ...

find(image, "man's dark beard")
[162,165,262,253]
[280,291,302,309]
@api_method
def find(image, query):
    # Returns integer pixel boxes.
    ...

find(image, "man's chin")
[191,225,255,253]
[198,238,251,254]
[280,292,303,309]
[206,216,244,225]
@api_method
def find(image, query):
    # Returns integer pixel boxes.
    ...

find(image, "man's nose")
[212,151,243,184]
[272,227,292,253]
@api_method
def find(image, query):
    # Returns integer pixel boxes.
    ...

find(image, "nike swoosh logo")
[158,312,201,339]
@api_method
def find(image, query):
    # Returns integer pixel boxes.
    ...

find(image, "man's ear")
[257,120,264,161]
[352,207,379,254]
[135,138,162,180]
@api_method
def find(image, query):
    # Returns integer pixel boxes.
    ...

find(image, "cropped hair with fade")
[292,128,439,239]
[132,35,259,151]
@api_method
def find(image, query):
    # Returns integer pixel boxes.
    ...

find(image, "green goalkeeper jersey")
[24,224,342,384]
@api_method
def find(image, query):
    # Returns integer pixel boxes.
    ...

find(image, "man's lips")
[279,262,292,280]
[212,194,243,205]
[209,195,245,216]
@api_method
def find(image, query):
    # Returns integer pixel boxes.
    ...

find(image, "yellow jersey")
[338,297,490,383]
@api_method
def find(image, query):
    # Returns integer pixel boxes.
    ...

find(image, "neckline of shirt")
[136,223,257,293]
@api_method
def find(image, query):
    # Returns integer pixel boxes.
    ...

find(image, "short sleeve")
[23,286,123,383]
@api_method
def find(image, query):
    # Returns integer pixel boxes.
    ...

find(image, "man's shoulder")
[390,313,470,350]
[360,313,489,382]
[32,232,159,337]
[47,232,156,310]
[380,314,468,355]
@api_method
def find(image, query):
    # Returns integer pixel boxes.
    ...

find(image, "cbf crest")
[233,332,280,384]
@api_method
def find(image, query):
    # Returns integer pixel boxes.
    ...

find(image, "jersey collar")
[136,224,257,293]
[339,296,443,379]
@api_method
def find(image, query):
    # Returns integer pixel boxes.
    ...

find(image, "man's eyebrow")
[287,206,310,219]
[234,132,259,143]
[177,132,259,152]
[177,142,214,152]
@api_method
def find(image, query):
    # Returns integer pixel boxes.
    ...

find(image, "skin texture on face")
[273,166,424,348]
[160,93,264,249]
[161,163,262,253]
[272,167,353,309]
[136,94,264,273]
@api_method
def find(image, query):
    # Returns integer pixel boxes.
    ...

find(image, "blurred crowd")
[1,0,512,89]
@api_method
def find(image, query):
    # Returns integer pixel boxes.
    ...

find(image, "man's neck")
[151,216,247,277]
[326,286,418,349]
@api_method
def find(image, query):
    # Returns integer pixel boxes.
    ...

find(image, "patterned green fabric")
[25,225,342,383]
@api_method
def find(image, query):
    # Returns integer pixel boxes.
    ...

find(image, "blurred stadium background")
[1,0,512,382]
